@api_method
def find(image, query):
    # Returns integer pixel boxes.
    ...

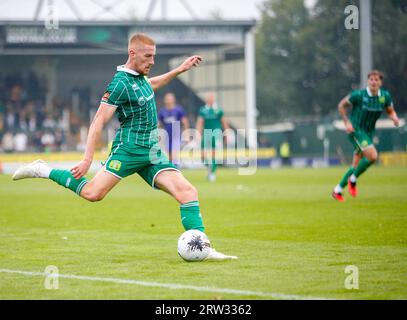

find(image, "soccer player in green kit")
[332,70,400,201]
[12,33,237,260]
[195,93,230,182]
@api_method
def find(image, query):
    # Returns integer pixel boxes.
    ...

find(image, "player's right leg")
[354,146,378,177]
[347,146,378,196]
[154,169,237,260]
[208,149,217,182]
[79,167,120,202]
[202,137,218,182]
[332,131,373,201]
[332,152,362,201]
[12,159,120,202]
[208,137,220,182]
[346,152,362,197]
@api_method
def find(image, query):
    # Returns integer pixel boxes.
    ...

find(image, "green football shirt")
[347,88,393,134]
[101,65,158,148]
[199,105,224,130]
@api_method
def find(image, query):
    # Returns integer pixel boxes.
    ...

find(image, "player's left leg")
[207,136,221,182]
[154,169,204,232]
[346,152,362,197]
[344,146,378,198]
[349,131,377,180]
[351,145,378,180]
[200,140,211,180]
[206,149,217,182]
[333,130,375,201]
[333,152,362,201]
[153,169,237,260]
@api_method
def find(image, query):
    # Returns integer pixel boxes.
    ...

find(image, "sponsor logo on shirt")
[362,104,382,112]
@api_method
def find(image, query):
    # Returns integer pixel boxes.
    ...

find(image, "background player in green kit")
[332,70,400,202]
[12,33,237,260]
[195,93,230,182]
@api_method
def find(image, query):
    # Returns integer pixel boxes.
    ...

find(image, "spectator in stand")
[0,101,5,134]
[0,71,95,152]
[2,132,14,153]
[41,130,56,152]
[14,131,28,152]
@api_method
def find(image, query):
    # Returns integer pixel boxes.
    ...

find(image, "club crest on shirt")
[379,96,385,104]
[108,160,122,171]
[138,96,146,106]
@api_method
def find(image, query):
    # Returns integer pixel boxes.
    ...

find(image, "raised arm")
[149,55,202,91]
[338,95,354,133]
[71,104,116,179]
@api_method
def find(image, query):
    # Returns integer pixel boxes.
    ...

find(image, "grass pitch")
[0,166,406,300]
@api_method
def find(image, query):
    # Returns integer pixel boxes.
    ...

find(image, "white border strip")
[100,101,119,108]
[151,167,180,189]
[103,168,123,180]
[0,268,332,300]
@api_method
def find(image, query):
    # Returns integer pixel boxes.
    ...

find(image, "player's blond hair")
[128,33,156,50]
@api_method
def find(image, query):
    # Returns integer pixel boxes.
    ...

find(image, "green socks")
[49,169,88,196]
[339,167,355,188]
[211,158,217,173]
[338,157,373,189]
[180,201,205,232]
[354,157,373,178]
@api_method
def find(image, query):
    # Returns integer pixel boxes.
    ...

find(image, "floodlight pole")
[34,0,44,20]
[245,28,257,149]
[161,0,167,20]
[360,0,372,87]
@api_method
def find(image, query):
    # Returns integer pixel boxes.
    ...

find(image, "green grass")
[0,166,406,300]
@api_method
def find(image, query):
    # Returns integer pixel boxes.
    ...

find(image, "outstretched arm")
[71,104,116,179]
[149,55,202,91]
[338,95,354,133]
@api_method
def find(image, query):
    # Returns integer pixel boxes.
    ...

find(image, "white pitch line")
[0,268,331,300]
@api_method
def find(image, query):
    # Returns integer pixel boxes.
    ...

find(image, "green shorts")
[104,142,179,188]
[348,131,374,153]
